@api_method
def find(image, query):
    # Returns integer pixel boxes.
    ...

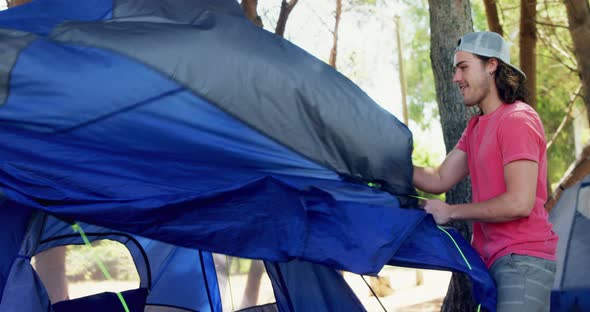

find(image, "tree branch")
[300,1,332,32]
[536,27,577,71]
[275,0,298,37]
[545,144,590,211]
[329,0,342,68]
[535,20,569,29]
[483,0,504,35]
[546,84,583,151]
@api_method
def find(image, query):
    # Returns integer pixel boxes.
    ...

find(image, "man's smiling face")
[452,51,494,107]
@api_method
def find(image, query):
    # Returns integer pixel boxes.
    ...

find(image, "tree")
[275,0,299,37]
[241,0,299,38]
[395,15,410,125]
[428,0,477,311]
[481,0,584,186]
[520,0,538,108]
[241,0,264,27]
[7,0,28,7]
[564,0,590,125]
[482,0,538,108]
[34,247,68,303]
[546,144,590,211]
[328,0,376,69]
[531,1,580,184]
[483,0,504,35]
[402,0,439,130]
[329,0,343,68]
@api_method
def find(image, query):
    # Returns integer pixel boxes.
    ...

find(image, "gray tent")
[549,174,590,311]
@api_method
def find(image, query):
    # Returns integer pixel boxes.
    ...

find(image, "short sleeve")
[455,118,474,152]
[497,110,545,166]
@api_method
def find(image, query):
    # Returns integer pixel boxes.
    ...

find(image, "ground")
[343,267,450,312]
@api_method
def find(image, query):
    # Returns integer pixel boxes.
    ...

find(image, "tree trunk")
[240,0,263,28]
[428,0,477,310]
[564,0,590,125]
[545,144,590,211]
[34,247,69,303]
[395,15,409,125]
[329,0,342,68]
[520,0,537,108]
[7,0,30,7]
[239,260,264,309]
[483,0,504,35]
[275,0,298,37]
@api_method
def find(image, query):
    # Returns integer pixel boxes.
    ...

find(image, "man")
[413,31,558,311]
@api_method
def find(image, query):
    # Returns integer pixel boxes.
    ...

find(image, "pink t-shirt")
[456,101,558,268]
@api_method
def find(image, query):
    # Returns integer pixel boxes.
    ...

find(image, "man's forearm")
[414,166,440,194]
[413,166,451,195]
[449,192,533,223]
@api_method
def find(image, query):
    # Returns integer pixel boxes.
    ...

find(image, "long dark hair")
[476,55,529,104]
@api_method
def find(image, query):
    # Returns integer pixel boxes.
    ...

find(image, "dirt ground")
[343,267,450,312]
[68,267,450,312]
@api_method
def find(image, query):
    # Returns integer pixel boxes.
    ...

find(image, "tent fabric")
[236,303,279,312]
[0,0,417,203]
[0,213,53,312]
[265,260,366,312]
[0,39,420,273]
[52,288,149,312]
[0,210,378,312]
[0,0,112,35]
[112,0,245,21]
[388,219,495,310]
[0,29,36,104]
[47,17,415,199]
[0,199,32,298]
[30,215,223,312]
[0,0,497,311]
[550,175,590,312]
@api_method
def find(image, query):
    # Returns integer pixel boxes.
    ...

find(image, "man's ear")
[488,58,499,74]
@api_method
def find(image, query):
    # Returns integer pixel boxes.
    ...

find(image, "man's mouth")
[459,85,467,95]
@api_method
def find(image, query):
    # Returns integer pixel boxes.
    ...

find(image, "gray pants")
[489,254,556,312]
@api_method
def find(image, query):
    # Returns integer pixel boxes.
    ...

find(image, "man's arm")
[424,159,538,224]
[413,148,469,195]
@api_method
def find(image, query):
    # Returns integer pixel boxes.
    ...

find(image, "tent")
[550,174,590,311]
[0,0,496,311]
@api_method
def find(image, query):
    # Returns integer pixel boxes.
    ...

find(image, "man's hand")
[423,199,454,225]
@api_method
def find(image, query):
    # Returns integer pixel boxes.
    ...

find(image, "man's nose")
[452,70,461,83]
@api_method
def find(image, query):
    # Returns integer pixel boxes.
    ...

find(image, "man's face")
[452,51,492,107]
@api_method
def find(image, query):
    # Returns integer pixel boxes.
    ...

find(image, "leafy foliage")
[399,0,437,130]
[65,240,139,282]
[412,143,445,200]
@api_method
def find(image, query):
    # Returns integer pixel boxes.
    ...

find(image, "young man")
[413,31,558,311]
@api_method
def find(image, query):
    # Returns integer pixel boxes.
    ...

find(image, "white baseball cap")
[455,31,526,79]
